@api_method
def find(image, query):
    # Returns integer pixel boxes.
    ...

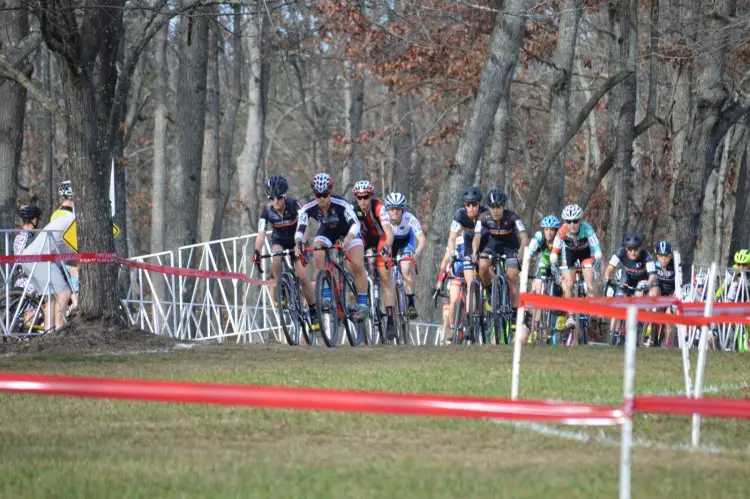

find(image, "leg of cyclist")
[373,238,395,338]
[270,243,285,302]
[581,258,597,298]
[345,238,370,320]
[293,249,318,331]
[398,247,418,319]
[447,277,462,343]
[506,253,520,307]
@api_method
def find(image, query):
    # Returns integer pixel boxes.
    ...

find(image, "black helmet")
[623,232,644,248]
[19,204,42,221]
[655,240,672,255]
[264,175,289,197]
[462,186,482,204]
[486,187,508,207]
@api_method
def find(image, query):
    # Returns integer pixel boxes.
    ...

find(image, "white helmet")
[311,172,333,195]
[59,180,73,200]
[561,203,584,221]
[385,192,407,209]
[352,180,375,196]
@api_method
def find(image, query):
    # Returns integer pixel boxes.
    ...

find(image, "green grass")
[1,344,749,498]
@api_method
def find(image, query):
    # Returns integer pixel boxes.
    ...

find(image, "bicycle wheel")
[395,282,410,345]
[0,290,44,337]
[365,279,382,345]
[276,273,301,346]
[451,295,466,344]
[315,270,339,347]
[466,279,484,344]
[341,272,364,347]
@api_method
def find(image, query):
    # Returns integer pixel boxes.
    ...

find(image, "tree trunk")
[417,0,531,319]
[729,143,749,254]
[484,96,511,201]
[539,0,581,217]
[237,10,267,232]
[211,4,243,241]
[671,0,736,267]
[150,23,169,253]
[605,0,637,254]
[165,11,209,250]
[0,1,29,233]
[340,48,365,195]
[391,93,414,197]
[199,22,221,243]
[41,47,55,216]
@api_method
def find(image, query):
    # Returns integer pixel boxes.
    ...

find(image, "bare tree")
[418,0,532,318]
[165,10,210,251]
[151,15,170,253]
[0,1,32,231]
[199,19,221,243]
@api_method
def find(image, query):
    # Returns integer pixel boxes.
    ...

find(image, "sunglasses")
[356,195,371,201]
[567,219,581,225]
[267,195,284,201]
[626,247,641,252]
[464,202,479,208]
[315,192,330,199]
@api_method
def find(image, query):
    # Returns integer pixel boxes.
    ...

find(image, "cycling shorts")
[314,232,363,252]
[363,234,389,268]
[561,246,594,271]
[270,237,295,251]
[392,238,415,258]
[480,245,519,268]
[618,271,650,289]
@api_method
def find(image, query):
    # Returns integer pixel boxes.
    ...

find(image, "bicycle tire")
[340,271,364,347]
[365,278,382,345]
[277,273,301,346]
[315,270,339,347]
[466,279,484,345]
[491,276,503,345]
[394,282,410,345]
[451,294,466,345]
[0,290,44,336]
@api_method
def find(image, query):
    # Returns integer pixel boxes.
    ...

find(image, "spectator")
[20,184,76,331]
[13,204,42,294]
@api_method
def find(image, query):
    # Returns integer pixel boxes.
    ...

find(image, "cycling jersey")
[655,260,676,296]
[551,221,602,269]
[610,248,656,287]
[475,210,525,250]
[295,195,361,247]
[258,198,300,249]
[355,198,391,247]
[448,234,466,282]
[528,230,556,279]
[391,211,423,256]
[450,205,487,243]
[12,231,35,293]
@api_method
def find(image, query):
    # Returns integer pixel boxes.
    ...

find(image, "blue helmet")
[656,240,672,255]
[540,215,561,229]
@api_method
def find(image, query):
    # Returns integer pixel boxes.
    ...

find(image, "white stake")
[692,261,718,448]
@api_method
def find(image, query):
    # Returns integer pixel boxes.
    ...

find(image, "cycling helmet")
[58,180,73,199]
[623,232,644,248]
[734,249,750,265]
[656,240,673,255]
[352,180,375,196]
[694,272,707,287]
[462,186,482,204]
[385,192,407,209]
[264,175,289,197]
[311,172,333,195]
[19,204,42,220]
[540,215,561,229]
[486,187,508,207]
[561,203,583,221]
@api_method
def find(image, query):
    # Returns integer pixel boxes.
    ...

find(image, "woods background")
[0,0,748,320]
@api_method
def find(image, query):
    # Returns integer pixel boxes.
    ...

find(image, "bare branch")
[0,46,62,121]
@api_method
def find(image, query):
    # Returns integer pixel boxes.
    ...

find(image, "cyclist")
[470,187,528,315]
[654,241,676,297]
[550,203,603,328]
[352,180,396,337]
[13,204,43,293]
[447,186,486,288]
[601,232,658,297]
[385,192,426,319]
[252,175,318,331]
[436,232,466,344]
[294,173,369,320]
[527,215,565,337]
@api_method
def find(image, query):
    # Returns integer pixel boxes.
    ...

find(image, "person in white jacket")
[21,201,75,331]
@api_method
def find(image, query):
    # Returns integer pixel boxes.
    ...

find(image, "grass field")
[1,344,749,498]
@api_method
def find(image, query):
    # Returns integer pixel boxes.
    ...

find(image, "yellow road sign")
[62,221,121,253]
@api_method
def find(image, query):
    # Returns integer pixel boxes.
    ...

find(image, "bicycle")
[605,281,649,346]
[364,253,385,345]
[0,288,45,340]
[255,249,316,346]
[392,254,418,345]
[308,245,365,348]
[534,266,564,345]
[432,255,472,345]
[571,260,596,345]
[477,253,513,345]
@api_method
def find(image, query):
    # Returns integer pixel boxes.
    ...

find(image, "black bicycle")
[309,245,365,347]
[0,288,45,341]
[364,253,386,345]
[477,253,513,345]
[392,254,417,345]
[255,249,316,346]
